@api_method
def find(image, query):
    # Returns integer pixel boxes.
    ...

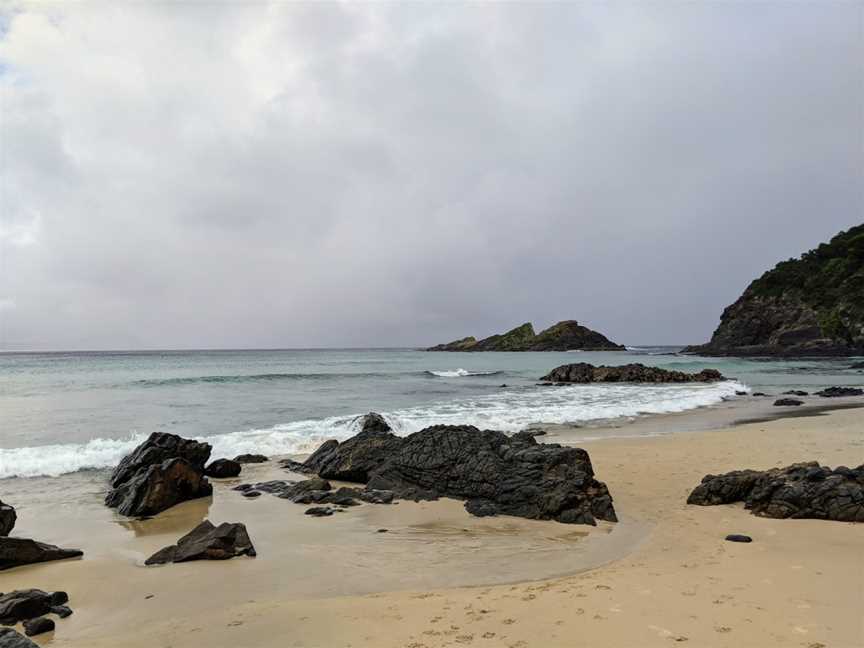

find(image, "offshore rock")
[540,362,724,384]
[687,462,864,521]
[428,320,625,352]
[773,398,804,406]
[145,520,256,565]
[815,386,863,397]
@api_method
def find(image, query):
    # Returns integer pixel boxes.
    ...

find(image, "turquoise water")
[0,348,861,478]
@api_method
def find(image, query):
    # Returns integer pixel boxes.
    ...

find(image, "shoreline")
[2,403,862,646]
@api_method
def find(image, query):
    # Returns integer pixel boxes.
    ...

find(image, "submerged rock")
[540,362,724,384]
[0,590,68,624]
[815,386,864,397]
[0,538,83,571]
[687,462,864,521]
[22,617,54,637]
[782,390,809,396]
[234,454,269,464]
[773,398,804,406]
[0,501,15,537]
[105,457,212,517]
[0,628,39,648]
[204,458,242,478]
[145,520,256,565]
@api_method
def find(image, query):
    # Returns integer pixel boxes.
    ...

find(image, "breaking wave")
[0,380,746,479]
[425,369,503,378]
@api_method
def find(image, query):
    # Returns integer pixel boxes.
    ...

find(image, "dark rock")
[0,502,14,537]
[305,506,335,517]
[735,390,748,396]
[145,520,256,565]
[682,225,864,357]
[241,491,261,498]
[499,384,508,388]
[0,628,39,648]
[48,592,68,606]
[109,432,211,489]
[815,386,864,398]
[773,398,804,406]
[364,425,616,525]
[687,462,864,521]
[0,538,83,571]
[725,534,753,543]
[752,392,768,397]
[50,605,72,618]
[22,617,53,637]
[233,454,269,464]
[782,390,809,396]
[428,320,625,352]
[204,458,242,478]
[850,361,864,369]
[0,590,67,624]
[105,457,212,517]
[540,362,725,384]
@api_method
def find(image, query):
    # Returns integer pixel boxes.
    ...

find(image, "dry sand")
[3,405,863,648]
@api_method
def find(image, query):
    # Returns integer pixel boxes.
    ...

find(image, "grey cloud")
[0,2,861,350]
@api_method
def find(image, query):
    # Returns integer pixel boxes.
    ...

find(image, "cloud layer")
[1,2,861,349]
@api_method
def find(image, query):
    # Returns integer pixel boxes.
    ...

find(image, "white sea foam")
[427,368,500,377]
[0,380,746,479]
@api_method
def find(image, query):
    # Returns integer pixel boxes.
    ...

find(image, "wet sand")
[2,403,863,647]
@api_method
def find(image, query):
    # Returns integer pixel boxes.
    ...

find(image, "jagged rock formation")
[815,386,863,397]
[283,414,616,526]
[687,462,864,521]
[540,362,724,384]
[684,224,864,356]
[145,520,256,565]
[105,432,213,517]
[0,538,83,571]
[0,501,15,536]
[427,320,624,352]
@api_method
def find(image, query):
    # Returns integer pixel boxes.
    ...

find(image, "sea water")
[0,348,861,479]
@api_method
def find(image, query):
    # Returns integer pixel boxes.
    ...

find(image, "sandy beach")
[1,402,861,648]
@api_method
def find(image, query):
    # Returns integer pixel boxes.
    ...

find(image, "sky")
[0,2,861,350]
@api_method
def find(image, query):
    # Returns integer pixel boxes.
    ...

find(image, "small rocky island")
[684,224,864,356]
[427,320,625,352]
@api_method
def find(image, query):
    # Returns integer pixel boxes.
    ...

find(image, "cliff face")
[427,320,624,352]
[685,224,864,356]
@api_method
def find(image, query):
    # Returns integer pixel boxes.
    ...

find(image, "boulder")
[22,618,54,637]
[233,454,269,464]
[109,432,211,489]
[105,457,212,517]
[540,363,724,384]
[0,590,68,624]
[815,386,864,397]
[687,462,864,521]
[725,534,752,543]
[0,501,15,537]
[305,506,336,517]
[145,520,256,565]
[0,628,39,648]
[773,398,804,406]
[0,537,83,571]
[204,458,242,478]
[782,390,809,396]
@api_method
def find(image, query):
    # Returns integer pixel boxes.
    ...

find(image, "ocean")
[1,347,861,480]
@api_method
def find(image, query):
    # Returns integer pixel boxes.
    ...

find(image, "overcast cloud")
[0,2,861,350]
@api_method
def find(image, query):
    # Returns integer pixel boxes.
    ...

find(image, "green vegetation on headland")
[427,320,625,352]
[685,224,864,356]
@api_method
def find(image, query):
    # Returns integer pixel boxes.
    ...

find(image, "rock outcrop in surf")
[282,413,617,526]
[684,224,864,356]
[105,432,213,517]
[540,362,724,384]
[427,320,624,352]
